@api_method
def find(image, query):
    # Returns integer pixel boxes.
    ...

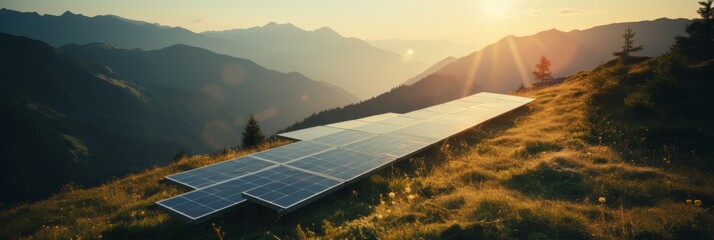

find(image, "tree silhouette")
[532,55,553,84]
[613,26,644,60]
[242,115,265,148]
[674,0,714,60]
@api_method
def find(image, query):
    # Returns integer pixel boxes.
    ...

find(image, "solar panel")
[326,119,371,129]
[277,126,344,141]
[242,166,342,213]
[475,92,534,103]
[344,134,432,159]
[252,141,334,163]
[310,129,376,146]
[375,116,422,127]
[471,101,525,113]
[351,121,404,134]
[427,114,481,128]
[441,99,481,108]
[157,92,535,221]
[157,172,269,221]
[164,156,275,189]
[389,121,465,140]
[401,110,444,120]
[288,148,394,183]
[422,104,466,113]
[358,112,401,122]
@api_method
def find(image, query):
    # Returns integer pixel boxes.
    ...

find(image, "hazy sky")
[1,0,698,48]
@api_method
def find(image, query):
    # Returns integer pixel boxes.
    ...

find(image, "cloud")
[556,8,606,15]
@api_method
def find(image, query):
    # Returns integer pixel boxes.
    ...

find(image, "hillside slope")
[2,56,712,239]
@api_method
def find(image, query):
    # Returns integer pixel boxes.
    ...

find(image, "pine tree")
[613,26,644,60]
[532,55,553,84]
[674,0,714,60]
[242,115,265,148]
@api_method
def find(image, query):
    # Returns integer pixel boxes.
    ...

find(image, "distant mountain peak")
[262,21,300,31]
[313,26,340,36]
[60,10,79,17]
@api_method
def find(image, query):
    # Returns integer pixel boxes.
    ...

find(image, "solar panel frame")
[389,121,465,140]
[251,140,334,164]
[350,121,404,134]
[422,104,466,114]
[326,120,372,129]
[241,166,343,213]
[164,156,276,189]
[343,134,433,159]
[157,170,272,221]
[441,99,482,108]
[277,126,344,141]
[309,129,376,146]
[426,114,482,128]
[287,148,395,183]
[357,112,401,122]
[374,116,423,127]
[401,110,444,120]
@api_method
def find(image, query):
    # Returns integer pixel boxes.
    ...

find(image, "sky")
[0,0,698,49]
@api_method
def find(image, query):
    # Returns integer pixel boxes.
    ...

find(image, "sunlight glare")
[401,48,414,62]
[482,0,513,18]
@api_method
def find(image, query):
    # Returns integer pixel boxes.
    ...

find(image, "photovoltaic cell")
[401,110,444,120]
[277,126,343,141]
[375,116,422,127]
[157,175,266,220]
[310,130,376,146]
[288,148,394,183]
[427,114,481,128]
[442,99,481,108]
[165,156,275,189]
[422,104,466,113]
[390,121,465,140]
[242,166,342,212]
[358,112,401,122]
[351,122,404,134]
[344,135,431,159]
[251,141,334,163]
[326,120,371,129]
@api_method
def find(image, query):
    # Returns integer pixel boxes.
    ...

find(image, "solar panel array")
[156,92,533,221]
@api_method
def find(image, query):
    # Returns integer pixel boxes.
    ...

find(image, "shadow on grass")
[506,161,588,201]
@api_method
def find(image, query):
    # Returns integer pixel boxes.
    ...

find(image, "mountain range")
[431,18,690,93]
[0,33,354,206]
[0,8,427,99]
[283,18,691,131]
